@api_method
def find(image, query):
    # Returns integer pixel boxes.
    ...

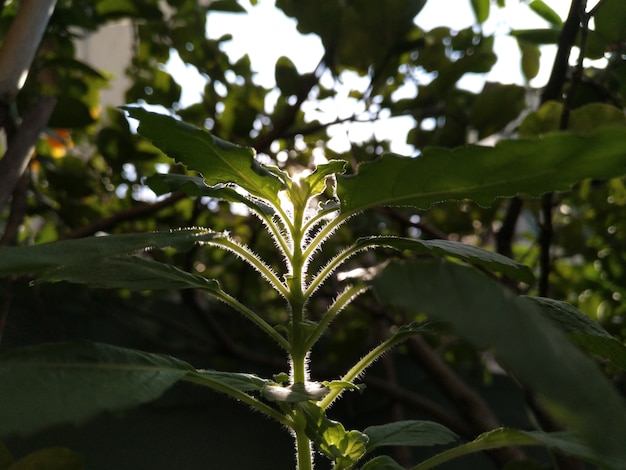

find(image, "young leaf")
[354,236,533,283]
[122,106,285,204]
[0,342,194,437]
[0,229,220,276]
[296,402,368,470]
[371,259,626,468]
[337,127,626,215]
[364,420,458,452]
[524,296,626,370]
[415,428,608,470]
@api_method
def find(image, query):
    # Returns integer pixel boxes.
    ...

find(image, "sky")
[167,1,575,155]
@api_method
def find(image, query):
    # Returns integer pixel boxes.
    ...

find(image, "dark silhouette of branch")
[407,336,527,466]
[0,172,29,246]
[253,56,327,154]
[61,192,186,239]
[361,375,475,438]
[0,0,56,127]
[0,96,57,211]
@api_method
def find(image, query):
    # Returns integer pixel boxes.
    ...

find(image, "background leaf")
[416,428,606,470]
[354,236,534,283]
[371,259,626,468]
[364,420,458,452]
[337,127,626,215]
[0,342,194,437]
[528,1,562,26]
[525,296,626,370]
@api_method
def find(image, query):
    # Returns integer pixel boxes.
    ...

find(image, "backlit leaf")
[416,428,608,470]
[525,296,626,370]
[353,236,534,283]
[122,107,285,204]
[337,127,626,215]
[528,1,562,26]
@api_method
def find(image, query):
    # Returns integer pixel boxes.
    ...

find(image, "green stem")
[294,419,314,470]
[302,212,351,261]
[214,290,291,351]
[303,284,369,351]
[183,372,293,428]
[319,334,407,409]
[210,237,289,298]
[304,240,373,297]
[411,431,542,470]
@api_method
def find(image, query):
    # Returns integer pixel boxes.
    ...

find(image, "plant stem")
[183,372,293,428]
[304,284,369,351]
[214,290,291,351]
[319,334,407,409]
[210,237,289,298]
[294,421,314,470]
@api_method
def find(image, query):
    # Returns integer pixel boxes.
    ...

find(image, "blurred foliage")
[1,0,626,467]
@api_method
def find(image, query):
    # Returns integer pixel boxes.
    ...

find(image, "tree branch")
[0,96,57,211]
[253,57,327,153]
[0,0,57,124]
[407,336,526,466]
[61,192,186,239]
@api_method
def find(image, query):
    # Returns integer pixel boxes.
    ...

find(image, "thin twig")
[0,96,57,211]
[61,192,186,239]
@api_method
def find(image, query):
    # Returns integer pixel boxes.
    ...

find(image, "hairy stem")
[184,372,292,428]
[213,290,290,351]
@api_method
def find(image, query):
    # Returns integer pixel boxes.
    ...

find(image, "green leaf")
[569,103,626,131]
[296,402,368,469]
[470,82,525,139]
[0,342,193,437]
[262,382,329,403]
[509,28,561,44]
[0,229,219,277]
[361,456,405,470]
[275,56,303,96]
[122,107,285,204]
[594,0,626,44]
[9,447,83,470]
[145,174,275,215]
[528,1,562,26]
[207,0,247,13]
[371,260,626,468]
[354,236,534,283]
[525,296,626,370]
[35,257,221,292]
[520,102,626,136]
[299,160,347,198]
[194,369,269,392]
[470,0,490,24]
[518,40,541,81]
[416,428,607,470]
[364,420,458,452]
[337,127,626,215]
